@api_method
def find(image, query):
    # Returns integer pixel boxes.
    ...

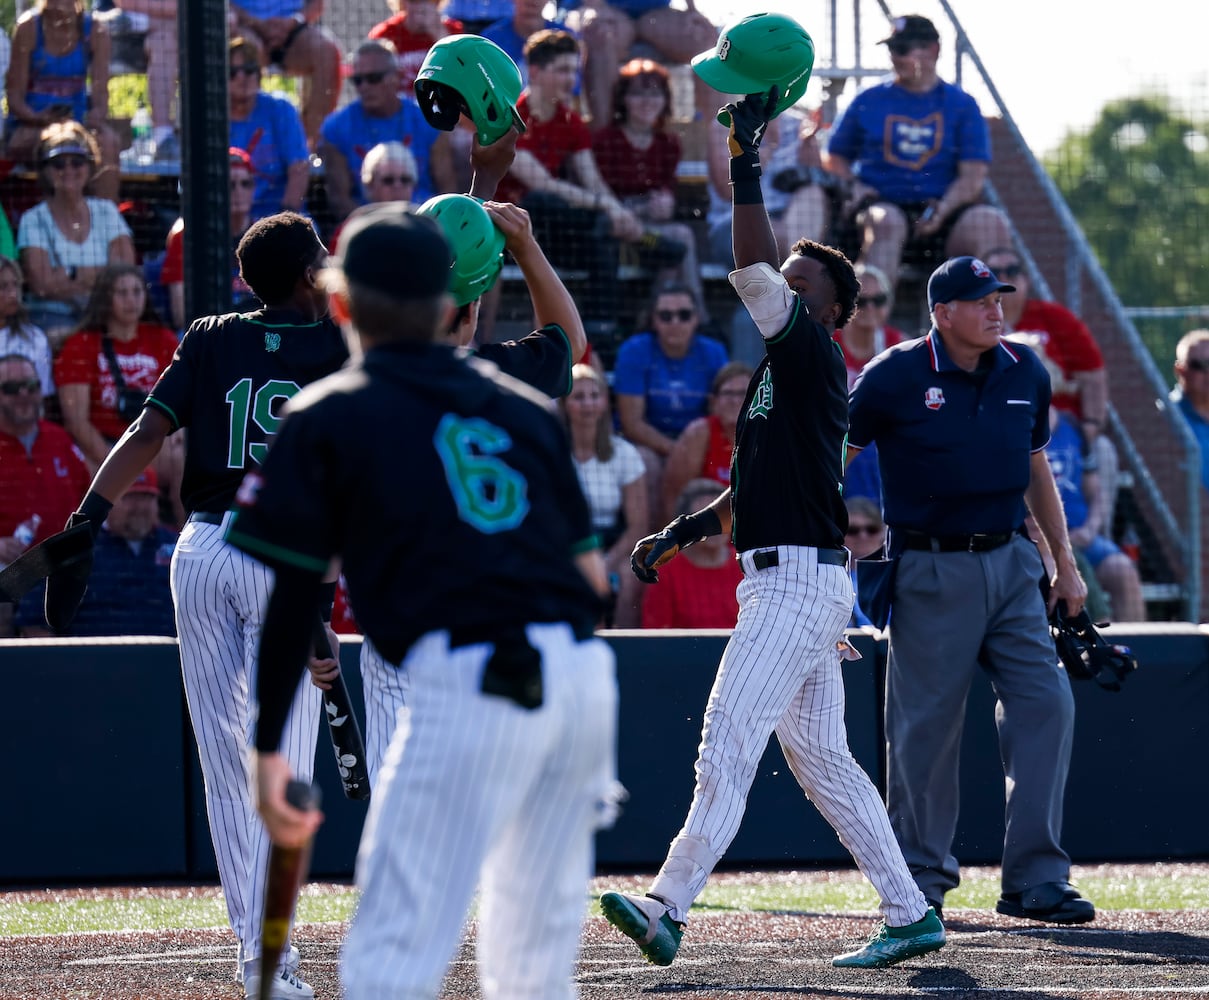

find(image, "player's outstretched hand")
[256,752,324,849]
[469,127,520,199]
[483,201,534,256]
[725,86,779,161]
[631,528,681,584]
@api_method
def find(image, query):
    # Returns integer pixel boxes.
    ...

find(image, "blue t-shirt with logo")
[826,79,991,204]
[230,92,310,222]
[612,331,729,438]
[319,97,441,206]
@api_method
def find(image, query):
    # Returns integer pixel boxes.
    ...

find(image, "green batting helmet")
[416,194,506,307]
[691,12,815,125]
[415,34,526,146]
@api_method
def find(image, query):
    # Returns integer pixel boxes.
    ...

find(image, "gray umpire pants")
[885,534,1075,900]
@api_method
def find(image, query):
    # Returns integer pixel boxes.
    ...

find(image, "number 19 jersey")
[147,307,349,514]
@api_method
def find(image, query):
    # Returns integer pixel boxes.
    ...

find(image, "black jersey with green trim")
[475,324,573,398]
[729,296,849,552]
[147,307,348,514]
[227,340,602,664]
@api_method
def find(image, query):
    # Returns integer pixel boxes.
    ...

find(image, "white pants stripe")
[342,623,618,1000]
[650,545,927,927]
[171,515,322,978]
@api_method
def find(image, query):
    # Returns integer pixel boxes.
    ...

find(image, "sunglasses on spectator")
[993,264,1024,279]
[0,378,41,396]
[230,177,255,189]
[374,174,415,186]
[888,40,929,57]
[229,64,261,79]
[656,308,694,323]
[1185,358,1209,373]
[845,523,884,536]
[352,70,390,86]
[857,293,888,309]
[48,155,89,170]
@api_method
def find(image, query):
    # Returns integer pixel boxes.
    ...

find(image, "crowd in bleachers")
[0,2,1176,636]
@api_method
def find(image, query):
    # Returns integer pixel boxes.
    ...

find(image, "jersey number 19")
[226,378,302,468]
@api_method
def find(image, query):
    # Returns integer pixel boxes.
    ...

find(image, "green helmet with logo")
[691,12,815,124]
[417,194,506,307]
[415,34,526,146]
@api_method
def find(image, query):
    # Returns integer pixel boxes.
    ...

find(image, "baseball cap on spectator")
[879,15,940,47]
[126,467,160,496]
[229,147,253,171]
[42,140,92,163]
[333,203,452,302]
[927,256,1016,311]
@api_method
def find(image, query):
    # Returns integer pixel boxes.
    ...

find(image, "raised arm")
[725,89,780,270]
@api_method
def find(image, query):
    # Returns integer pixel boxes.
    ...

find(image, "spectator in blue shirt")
[317,38,454,224]
[227,34,311,221]
[16,467,177,637]
[1172,328,1209,493]
[442,0,514,34]
[614,283,727,506]
[823,15,1011,296]
[481,0,570,88]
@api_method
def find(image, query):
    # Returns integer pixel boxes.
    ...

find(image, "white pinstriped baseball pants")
[170,515,323,980]
[342,622,619,1000]
[649,544,928,927]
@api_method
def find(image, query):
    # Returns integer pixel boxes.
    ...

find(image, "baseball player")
[846,255,1094,924]
[598,86,945,970]
[358,128,588,782]
[227,204,619,999]
[44,213,346,999]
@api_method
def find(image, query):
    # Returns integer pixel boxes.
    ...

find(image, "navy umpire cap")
[880,15,940,46]
[927,255,1016,311]
[334,203,453,301]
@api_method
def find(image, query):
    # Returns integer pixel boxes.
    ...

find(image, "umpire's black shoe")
[996,881,1095,924]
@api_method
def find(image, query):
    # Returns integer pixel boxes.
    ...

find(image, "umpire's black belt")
[900,529,1017,553]
[187,511,227,525]
[750,547,848,571]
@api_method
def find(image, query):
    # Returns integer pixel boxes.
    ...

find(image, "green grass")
[2,865,1207,937]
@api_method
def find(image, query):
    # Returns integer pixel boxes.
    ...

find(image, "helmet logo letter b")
[718,35,731,60]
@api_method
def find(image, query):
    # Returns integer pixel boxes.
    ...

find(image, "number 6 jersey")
[146,307,349,514]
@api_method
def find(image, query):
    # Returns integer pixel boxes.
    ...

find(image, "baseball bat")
[312,617,371,801]
[259,780,320,1000]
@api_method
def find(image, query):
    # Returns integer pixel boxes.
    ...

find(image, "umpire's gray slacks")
[885,535,1075,898]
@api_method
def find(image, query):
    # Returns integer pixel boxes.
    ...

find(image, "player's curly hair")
[789,238,860,328]
[237,212,326,305]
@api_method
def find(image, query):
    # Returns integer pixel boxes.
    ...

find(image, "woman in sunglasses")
[5,0,121,202]
[15,121,134,351]
[833,262,906,391]
[227,34,311,222]
[160,148,260,331]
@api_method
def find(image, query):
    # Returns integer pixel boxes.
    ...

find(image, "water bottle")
[13,513,41,549]
[131,102,156,165]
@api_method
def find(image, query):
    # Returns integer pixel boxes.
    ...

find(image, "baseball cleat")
[243,963,314,1000]
[599,890,684,966]
[996,881,1095,924]
[831,906,946,969]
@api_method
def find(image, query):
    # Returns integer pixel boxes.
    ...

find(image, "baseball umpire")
[598,80,945,971]
[227,204,620,998]
[846,255,1095,924]
[44,212,346,999]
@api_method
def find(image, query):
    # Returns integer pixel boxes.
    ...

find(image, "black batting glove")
[630,510,722,584]
[724,87,779,183]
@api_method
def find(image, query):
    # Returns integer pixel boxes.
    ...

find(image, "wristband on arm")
[667,507,723,550]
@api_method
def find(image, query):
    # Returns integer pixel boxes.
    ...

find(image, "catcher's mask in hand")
[1049,601,1138,692]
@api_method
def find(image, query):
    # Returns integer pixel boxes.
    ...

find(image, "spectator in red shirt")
[0,352,90,634]
[55,262,178,466]
[592,58,702,319]
[161,147,258,331]
[369,0,463,97]
[984,245,1119,527]
[498,29,650,339]
[641,477,743,629]
[833,263,906,391]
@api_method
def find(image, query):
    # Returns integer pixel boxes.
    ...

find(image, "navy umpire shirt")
[847,331,1051,535]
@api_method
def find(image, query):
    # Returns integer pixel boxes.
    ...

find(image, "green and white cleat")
[599,891,684,966]
[832,906,946,969]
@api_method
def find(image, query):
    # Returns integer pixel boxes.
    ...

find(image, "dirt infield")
[4,868,1209,999]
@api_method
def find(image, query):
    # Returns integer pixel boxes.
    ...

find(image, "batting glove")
[630,509,722,584]
[725,87,779,183]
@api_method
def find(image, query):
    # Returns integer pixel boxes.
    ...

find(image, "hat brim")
[690,48,766,97]
[42,142,91,161]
